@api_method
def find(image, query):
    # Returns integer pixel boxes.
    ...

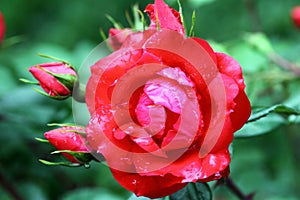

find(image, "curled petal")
[145,0,185,35]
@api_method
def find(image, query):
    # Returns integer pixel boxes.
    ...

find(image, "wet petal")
[144,78,185,114]
[111,169,187,198]
[145,0,185,35]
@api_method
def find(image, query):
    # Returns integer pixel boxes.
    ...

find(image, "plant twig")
[268,52,300,76]
[0,169,24,200]
[243,0,262,32]
[225,177,254,200]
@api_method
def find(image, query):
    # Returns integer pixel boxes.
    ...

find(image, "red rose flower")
[291,6,300,29]
[29,62,77,99]
[108,28,134,51]
[85,0,250,198]
[44,126,90,163]
[0,12,5,43]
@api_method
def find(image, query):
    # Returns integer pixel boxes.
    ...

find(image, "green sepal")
[35,137,49,143]
[33,88,69,100]
[47,123,86,135]
[125,10,134,29]
[51,150,94,163]
[100,28,114,52]
[47,123,78,127]
[137,9,146,31]
[65,129,86,136]
[132,4,145,31]
[189,10,196,37]
[106,15,123,29]
[37,53,72,66]
[177,0,186,35]
[39,159,82,167]
[19,78,39,85]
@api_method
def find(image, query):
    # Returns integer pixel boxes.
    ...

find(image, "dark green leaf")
[128,193,163,200]
[170,183,212,200]
[62,188,123,200]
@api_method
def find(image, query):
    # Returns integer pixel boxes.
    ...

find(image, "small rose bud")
[44,126,92,164]
[0,12,5,44]
[29,62,77,100]
[291,6,300,29]
[108,28,133,51]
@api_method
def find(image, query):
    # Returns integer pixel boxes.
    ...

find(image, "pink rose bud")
[44,126,91,164]
[291,6,300,29]
[29,62,77,100]
[0,12,5,43]
[108,28,133,51]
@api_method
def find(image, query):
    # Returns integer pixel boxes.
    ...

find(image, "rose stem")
[243,0,262,32]
[225,177,254,200]
[0,169,24,200]
[268,52,300,76]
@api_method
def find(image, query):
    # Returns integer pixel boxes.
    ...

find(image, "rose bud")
[291,6,300,29]
[44,126,92,164]
[108,28,133,51]
[0,12,5,44]
[29,62,77,100]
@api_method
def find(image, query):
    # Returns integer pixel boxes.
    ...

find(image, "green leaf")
[247,104,300,123]
[128,193,164,200]
[244,32,274,55]
[235,104,300,138]
[62,188,123,200]
[170,182,212,200]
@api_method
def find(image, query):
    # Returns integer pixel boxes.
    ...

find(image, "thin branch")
[225,177,254,200]
[0,169,24,200]
[243,0,262,32]
[268,52,300,76]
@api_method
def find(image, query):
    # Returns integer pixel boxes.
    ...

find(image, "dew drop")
[84,162,90,169]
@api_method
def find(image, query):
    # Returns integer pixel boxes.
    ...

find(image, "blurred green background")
[0,0,300,199]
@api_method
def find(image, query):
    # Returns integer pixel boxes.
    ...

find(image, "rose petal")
[111,169,187,198]
[144,78,185,114]
[216,52,246,89]
[151,149,231,182]
[192,38,217,65]
[108,28,133,51]
[145,0,185,35]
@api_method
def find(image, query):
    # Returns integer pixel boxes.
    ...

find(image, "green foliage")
[170,183,212,200]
